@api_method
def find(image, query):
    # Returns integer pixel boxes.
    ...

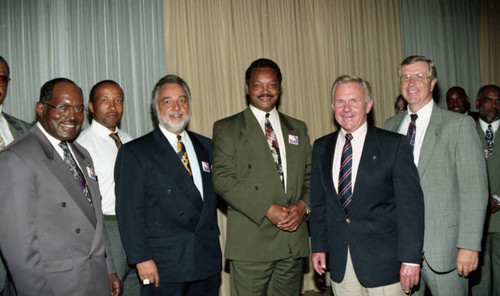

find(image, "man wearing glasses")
[384,55,488,295]
[0,78,120,295]
[0,55,32,296]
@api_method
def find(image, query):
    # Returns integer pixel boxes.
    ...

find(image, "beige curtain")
[162,0,402,294]
[480,0,500,85]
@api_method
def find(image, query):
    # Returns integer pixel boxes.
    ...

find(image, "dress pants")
[412,257,467,296]
[229,256,304,296]
[104,219,140,296]
[331,248,405,296]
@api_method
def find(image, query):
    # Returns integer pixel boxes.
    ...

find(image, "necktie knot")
[109,132,122,148]
[345,133,353,142]
[410,114,418,122]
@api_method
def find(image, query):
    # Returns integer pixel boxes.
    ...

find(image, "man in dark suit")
[470,84,500,296]
[0,78,120,296]
[446,86,479,120]
[213,58,311,296]
[310,75,424,295]
[384,55,488,295]
[0,55,31,296]
[115,74,222,296]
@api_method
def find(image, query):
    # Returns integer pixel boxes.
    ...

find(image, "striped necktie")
[406,114,418,151]
[59,141,93,207]
[338,133,353,212]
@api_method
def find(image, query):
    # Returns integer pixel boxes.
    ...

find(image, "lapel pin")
[435,132,439,136]
[288,135,299,145]
[86,165,97,179]
[372,155,376,160]
[202,161,211,173]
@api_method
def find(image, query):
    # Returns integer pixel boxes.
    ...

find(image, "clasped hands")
[266,202,307,232]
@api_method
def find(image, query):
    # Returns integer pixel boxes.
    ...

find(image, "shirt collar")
[249,105,279,122]
[158,124,188,148]
[479,118,500,133]
[36,121,66,148]
[90,120,120,139]
[340,121,368,141]
[407,99,434,121]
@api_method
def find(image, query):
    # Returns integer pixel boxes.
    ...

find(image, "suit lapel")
[279,113,298,201]
[33,126,97,227]
[323,132,339,201]
[4,112,25,139]
[417,105,442,179]
[242,109,284,188]
[152,128,203,212]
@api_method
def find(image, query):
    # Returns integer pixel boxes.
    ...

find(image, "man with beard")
[0,78,120,295]
[446,86,479,120]
[115,75,222,296]
[212,58,311,295]
[77,80,139,295]
[470,85,500,296]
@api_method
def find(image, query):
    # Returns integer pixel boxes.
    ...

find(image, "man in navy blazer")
[115,75,222,296]
[310,75,424,295]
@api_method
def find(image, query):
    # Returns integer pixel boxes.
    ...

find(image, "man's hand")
[137,259,160,287]
[457,248,479,277]
[266,203,289,226]
[277,202,306,232]
[311,253,327,275]
[108,273,121,296]
[489,197,500,214]
[400,264,420,294]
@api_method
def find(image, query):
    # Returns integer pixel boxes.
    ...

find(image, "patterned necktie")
[109,132,122,148]
[406,114,418,151]
[265,113,284,185]
[486,124,494,155]
[0,134,5,150]
[59,141,93,207]
[176,135,192,177]
[338,133,353,212]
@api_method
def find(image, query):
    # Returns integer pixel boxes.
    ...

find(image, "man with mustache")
[77,80,139,295]
[0,55,32,296]
[470,85,500,296]
[213,58,312,295]
[115,75,222,296]
[383,55,488,295]
[0,78,120,295]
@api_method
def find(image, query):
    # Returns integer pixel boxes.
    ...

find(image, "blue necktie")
[59,141,93,207]
[338,133,353,212]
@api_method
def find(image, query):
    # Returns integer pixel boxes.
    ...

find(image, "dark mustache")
[258,94,274,99]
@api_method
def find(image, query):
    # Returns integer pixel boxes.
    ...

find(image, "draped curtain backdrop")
[0,0,165,137]
[162,0,403,293]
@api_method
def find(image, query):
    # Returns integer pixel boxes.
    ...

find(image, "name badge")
[202,161,211,173]
[288,135,299,145]
[87,165,97,179]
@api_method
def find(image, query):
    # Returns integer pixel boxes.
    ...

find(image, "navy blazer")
[310,126,424,287]
[115,127,222,283]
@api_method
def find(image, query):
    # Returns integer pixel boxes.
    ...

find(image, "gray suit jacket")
[477,121,500,233]
[2,112,31,139]
[383,104,488,272]
[0,125,115,296]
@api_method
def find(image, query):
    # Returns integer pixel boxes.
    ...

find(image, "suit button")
[344,241,347,245]
[167,189,171,194]
[76,228,81,233]
[254,186,259,190]
[248,164,252,168]
[61,202,66,207]
[346,219,351,223]
[179,211,184,216]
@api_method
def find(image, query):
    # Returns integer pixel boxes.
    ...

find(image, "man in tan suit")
[383,55,488,295]
[213,58,311,296]
[470,84,500,296]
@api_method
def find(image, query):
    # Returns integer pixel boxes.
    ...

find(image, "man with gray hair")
[115,74,222,296]
[310,75,424,295]
[384,55,488,295]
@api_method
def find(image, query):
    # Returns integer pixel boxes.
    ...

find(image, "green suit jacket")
[477,120,500,233]
[213,108,311,261]
[383,104,488,272]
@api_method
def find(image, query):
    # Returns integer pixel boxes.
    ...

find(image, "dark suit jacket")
[2,112,31,139]
[0,125,114,296]
[468,111,480,121]
[212,108,311,261]
[115,127,222,283]
[310,126,424,287]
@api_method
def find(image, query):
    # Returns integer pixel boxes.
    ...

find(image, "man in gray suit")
[0,78,120,296]
[0,55,31,296]
[383,55,488,295]
[470,84,500,296]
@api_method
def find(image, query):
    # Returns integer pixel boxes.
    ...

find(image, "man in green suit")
[383,55,488,295]
[470,84,500,296]
[213,58,311,296]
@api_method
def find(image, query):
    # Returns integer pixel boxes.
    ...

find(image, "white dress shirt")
[0,105,15,146]
[77,121,133,215]
[332,122,367,193]
[479,118,499,142]
[249,105,288,190]
[397,100,435,166]
[159,125,204,200]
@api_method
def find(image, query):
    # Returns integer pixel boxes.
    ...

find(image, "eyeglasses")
[400,73,431,82]
[0,75,10,87]
[43,103,86,114]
